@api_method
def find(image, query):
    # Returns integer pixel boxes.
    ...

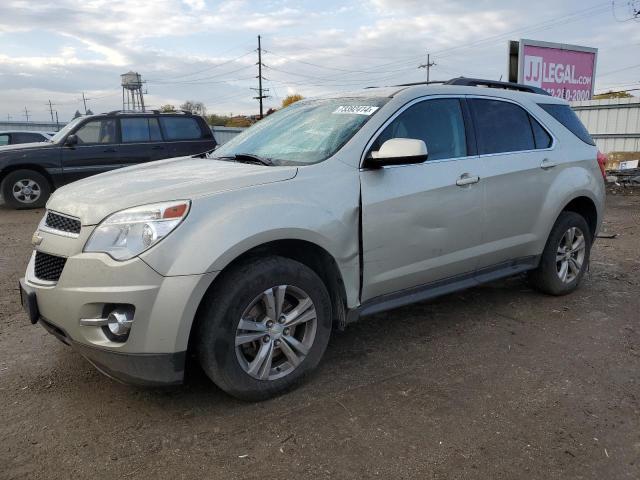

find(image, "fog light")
[106,307,134,338]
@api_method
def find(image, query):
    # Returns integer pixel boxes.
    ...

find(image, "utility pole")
[418,53,436,82]
[251,35,269,119]
[6,114,11,122]
[47,100,55,122]
[82,92,88,114]
[24,107,30,122]
[55,111,60,130]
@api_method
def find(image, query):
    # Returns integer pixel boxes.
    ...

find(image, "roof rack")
[444,77,551,96]
[103,109,194,115]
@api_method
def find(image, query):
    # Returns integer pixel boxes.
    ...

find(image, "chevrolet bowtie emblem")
[31,231,43,246]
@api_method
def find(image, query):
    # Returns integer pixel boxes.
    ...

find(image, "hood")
[47,157,298,225]
[0,141,55,152]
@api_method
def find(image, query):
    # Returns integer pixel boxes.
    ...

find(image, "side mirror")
[364,138,428,168]
[65,134,78,147]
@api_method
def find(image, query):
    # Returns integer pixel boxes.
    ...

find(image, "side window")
[12,132,46,144]
[159,117,203,141]
[74,119,117,144]
[0,134,10,145]
[121,118,163,143]
[372,98,467,161]
[469,99,535,154]
[538,103,595,146]
[529,115,552,149]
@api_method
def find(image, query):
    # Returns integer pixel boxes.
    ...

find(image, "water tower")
[121,71,146,111]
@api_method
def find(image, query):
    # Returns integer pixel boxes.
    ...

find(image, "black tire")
[196,256,332,401]
[1,169,51,209]
[528,211,592,296]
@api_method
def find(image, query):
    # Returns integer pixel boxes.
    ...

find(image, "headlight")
[84,201,190,260]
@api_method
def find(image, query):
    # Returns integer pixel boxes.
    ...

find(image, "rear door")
[467,97,557,269]
[360,97,485,301]
[60,118,120,183]
[159,116,215,157]
[119,117,164,168]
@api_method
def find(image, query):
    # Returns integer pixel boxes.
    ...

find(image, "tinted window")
[75,119,117,144]
[373,99,467,161]
[0,134,9,146]
[12,132,46,144]
[160,117,202,140]
[538,103,595,146]
[469,99,534,154]
[529,116,552,149]
[121,118,163,143]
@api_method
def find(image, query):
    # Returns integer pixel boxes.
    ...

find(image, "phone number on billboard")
[544,88,592,101]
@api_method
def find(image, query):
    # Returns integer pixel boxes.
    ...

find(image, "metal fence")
[571,98,640,155]
[211,126,244,144]
[0,120,63,132]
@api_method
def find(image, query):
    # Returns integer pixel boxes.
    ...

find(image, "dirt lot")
[1,194,639,479]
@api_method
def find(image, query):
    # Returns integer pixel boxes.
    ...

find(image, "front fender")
[140,165,361,305]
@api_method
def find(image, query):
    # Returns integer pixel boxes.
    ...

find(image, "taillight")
[596,151,607,180]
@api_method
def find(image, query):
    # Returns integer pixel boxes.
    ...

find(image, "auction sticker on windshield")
[333,106,379,115]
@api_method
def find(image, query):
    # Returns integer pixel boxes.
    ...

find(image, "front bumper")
[38,316,185,386]
[22,248,217,386]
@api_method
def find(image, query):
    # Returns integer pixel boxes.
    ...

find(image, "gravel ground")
[1,194,639,479]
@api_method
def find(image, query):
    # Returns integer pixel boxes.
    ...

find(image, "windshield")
[49,117,84,143]
[211,97,389,165]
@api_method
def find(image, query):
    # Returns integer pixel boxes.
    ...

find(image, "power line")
[147,49,256,82]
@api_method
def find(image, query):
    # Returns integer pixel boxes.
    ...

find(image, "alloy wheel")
[556,226,586,283]
[235,285,317,381]
[12,179,41,204]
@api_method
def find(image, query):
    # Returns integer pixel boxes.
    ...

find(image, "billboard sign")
[510,39,598,101]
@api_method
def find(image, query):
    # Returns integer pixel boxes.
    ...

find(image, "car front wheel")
[196,256,332,401]
[1,169,51,209]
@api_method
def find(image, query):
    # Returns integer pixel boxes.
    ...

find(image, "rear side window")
[373,98,467,161]
[159,117,203,140]
[538,103,595,146]
[469,99,534,154]
[121,118,162,143]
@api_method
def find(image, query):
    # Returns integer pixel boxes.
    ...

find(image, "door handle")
[151,145,164,150]
[456,173,480,186]
[103,148,116,153]
[540,158,557,170]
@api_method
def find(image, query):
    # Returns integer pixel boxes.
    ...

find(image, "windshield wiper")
[230,153,274,166]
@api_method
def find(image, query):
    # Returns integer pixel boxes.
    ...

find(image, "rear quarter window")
[159,117,203,140]
[538,104,595,146]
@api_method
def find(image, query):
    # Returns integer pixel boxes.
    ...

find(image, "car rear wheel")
[1,169,51,209]
[528,211,592,295]
[196,256,332,401]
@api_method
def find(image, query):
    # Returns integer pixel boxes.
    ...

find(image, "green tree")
[225,116,252,127]
[206,114,231,126]
[282,94,303,108]
[180,100,206,116]
[159,104,176,112]
[593,90,633,99]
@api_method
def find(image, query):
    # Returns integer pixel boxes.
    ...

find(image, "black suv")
[0,111,216,208]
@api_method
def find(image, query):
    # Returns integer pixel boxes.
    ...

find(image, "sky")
[0,0,639,122]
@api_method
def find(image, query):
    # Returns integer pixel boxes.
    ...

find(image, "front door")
[61,118,120,184]
[360,97,485,301]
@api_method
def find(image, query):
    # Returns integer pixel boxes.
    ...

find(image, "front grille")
[34,251,67,282]
[45,212,81,235]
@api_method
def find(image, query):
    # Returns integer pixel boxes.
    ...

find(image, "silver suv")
[19,79,605,400]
